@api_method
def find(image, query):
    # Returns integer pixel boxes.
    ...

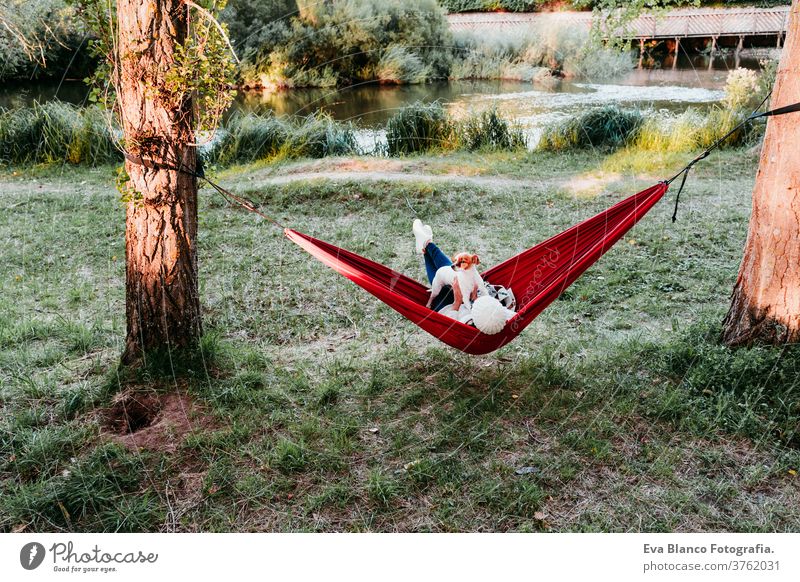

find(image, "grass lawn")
[1,148,798,532]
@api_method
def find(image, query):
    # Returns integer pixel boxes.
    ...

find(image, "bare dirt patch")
[241,157,542,191]
[561,172,621,196]
[103,389,214,453]
[254,169,531,190]
[279,157,407,176]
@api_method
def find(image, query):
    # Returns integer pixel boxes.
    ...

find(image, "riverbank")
[2,147,798,532]
[0,71,766,168]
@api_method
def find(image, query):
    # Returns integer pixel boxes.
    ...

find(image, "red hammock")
[285,182,669,355]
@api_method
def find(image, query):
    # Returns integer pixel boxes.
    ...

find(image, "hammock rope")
[122,98,800,354]
[662,91,799,222]
[123,151,287,229]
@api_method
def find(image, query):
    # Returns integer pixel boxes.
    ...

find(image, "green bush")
[207,111,358,164]
[459,109,526,151]
[240,0,452,88]
[222,0,299,61]
[386,101,454,155]
[209,111,290,164]
[281,112,359,158]
[451,25,632,82]
[439,0,549,11]
[538,105,643,151]
[0,102,120,166]
[0,0,94,81]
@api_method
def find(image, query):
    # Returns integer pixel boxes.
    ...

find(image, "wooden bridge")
[447,6,791,50]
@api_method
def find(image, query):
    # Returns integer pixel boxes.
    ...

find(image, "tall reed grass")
[207,111,358,164]
[209,111,289,164]
[386,102,525,155]
[385,102,454,155]
[0,104,359,168]
[538,106,644,151]
[376,46,432,85]
[632,108,758,153]
[451,25,633,82]
[459,109,526,151]
[538,66,772,154]
[450,29,553,82]
[0,102,120,166]
[282,113,359,159]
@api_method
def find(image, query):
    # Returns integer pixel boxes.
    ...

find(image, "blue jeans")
[424,242,454,312]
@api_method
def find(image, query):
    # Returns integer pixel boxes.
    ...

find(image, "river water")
[0,53,768,152]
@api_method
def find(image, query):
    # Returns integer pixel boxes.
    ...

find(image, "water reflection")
[0,81,90,109]
[233,56,759,129]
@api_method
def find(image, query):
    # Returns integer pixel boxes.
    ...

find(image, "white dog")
[426,253,484,311]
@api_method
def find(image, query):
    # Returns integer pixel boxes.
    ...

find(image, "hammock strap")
[665,95,800,221]
[670,169,690,223]
[122,151,287,230]
[750,101,800,120]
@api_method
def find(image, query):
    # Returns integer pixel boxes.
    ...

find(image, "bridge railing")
[629,8,790,38]
[446,7,790,39]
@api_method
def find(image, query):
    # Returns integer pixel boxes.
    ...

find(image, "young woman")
[413,219,484,321]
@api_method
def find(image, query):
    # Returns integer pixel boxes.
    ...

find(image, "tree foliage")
[221,0,298,59]
[0,0,93,81]
[438,0,550,11]
[75,0,237,135]
[233,0,453,88]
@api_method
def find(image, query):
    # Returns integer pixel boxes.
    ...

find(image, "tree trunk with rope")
[722,0,800,346]
[118,0,201,364]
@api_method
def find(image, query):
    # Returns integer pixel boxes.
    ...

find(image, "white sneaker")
[413,219,433,255]
[413,219,426,254]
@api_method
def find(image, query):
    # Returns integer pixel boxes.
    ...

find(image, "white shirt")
[431,265,485,307]
[439,303,475,325]
[440,302,517,326]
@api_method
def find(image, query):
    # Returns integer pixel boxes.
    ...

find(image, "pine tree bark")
[722,0,800,346]
[117,0,201,364]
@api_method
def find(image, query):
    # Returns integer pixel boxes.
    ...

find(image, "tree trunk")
[117,0,201,364]
[722,0,800,346]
